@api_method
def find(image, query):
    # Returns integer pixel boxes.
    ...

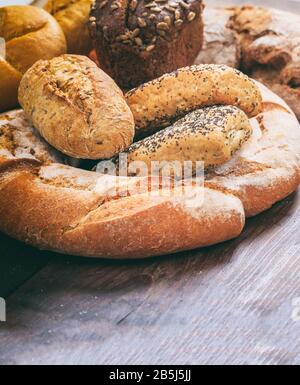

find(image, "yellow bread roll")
[44,0,94,55]
[0,5,67,112]
[18,55,135,159]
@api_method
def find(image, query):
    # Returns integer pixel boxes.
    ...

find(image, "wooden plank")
[0,233,50,298]
[0,192,299,365]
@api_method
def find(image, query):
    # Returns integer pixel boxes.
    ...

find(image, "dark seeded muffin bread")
[89,0,204,88]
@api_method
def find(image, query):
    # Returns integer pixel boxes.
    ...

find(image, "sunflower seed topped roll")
[18,55,135,159]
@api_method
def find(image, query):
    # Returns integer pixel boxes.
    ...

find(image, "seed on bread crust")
[126,64,263,138]
[89,0,204,88]
[18,55,135,159]
[109,106,252,176]
[104,0,202,50]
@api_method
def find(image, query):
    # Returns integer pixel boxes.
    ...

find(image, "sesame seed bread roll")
[18,55,135,160]
[115,106,252,175]
[89,0,204,89]
[126,64,263,138]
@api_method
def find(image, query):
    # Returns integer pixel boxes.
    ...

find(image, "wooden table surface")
[0,191,299,365]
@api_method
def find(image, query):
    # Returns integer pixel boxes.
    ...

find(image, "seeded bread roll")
[1,83,300,258]
[103,106,252,176]
[0,110,246,259]
[126,64,263,138]
[0,5,66,113]
[44,0,94,55]
[18,55,135,159]
[89,0,204,89]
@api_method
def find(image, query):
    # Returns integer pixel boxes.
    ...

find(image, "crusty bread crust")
[0,5,67,112]
[0,111,245,258]
[126,64,262,138]
[89,0,204,89]
[0,165,245,259]
[0,83,299,258]
[112,105,252,174]
[195,7,240,69]
[206,82,300,216]
[44,0,94,55]
[18,55,135,160]
[196,5,300,122]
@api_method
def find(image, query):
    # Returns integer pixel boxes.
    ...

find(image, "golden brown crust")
[18,55,135,159]
[0,109,245,259]
[112,105,252,175]
[0,110,64,166]
[0,83,299,259]
[206,83,300,217]
[44,0,94,55]
[0,166,245,259]
[0,5,67,113]
[0,60,22,114]
[125,64,263,138]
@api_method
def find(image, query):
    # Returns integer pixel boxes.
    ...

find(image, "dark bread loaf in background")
[89,0,204,89]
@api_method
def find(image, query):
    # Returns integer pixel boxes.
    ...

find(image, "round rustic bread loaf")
[0,5,67,113]
[18,54,135,159]
[0,109,245,258]
[89,0,204,88]
[0,82,299,258]
[196,5,300,122]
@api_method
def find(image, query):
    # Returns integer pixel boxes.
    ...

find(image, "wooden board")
[0,192,299,365]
